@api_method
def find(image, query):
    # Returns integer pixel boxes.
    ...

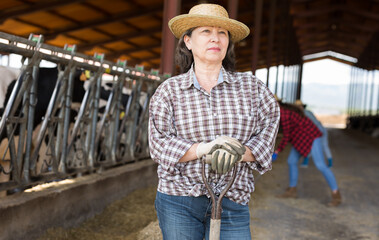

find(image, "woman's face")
[184,26,229,65]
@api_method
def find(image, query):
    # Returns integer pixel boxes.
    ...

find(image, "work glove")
[205,149,243,174]
[272,152,278,162]
[196,136,245,159]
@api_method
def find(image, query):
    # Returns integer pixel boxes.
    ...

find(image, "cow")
[0,66,86,195]
[0,66,20,108]
[0,65,146,195]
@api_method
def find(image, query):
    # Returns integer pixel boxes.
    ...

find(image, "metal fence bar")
[0,32,166,193]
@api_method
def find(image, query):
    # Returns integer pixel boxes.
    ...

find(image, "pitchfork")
[201,159,238,240]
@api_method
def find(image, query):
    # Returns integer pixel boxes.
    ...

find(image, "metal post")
[359,68,364,116]
[368,71,375,116]
[251,0,263,74]
[363,69,369,116]
[89,62,104,169]
[23,35,43,181]
[159,0,180,75]
[354,67,359,116]
[266,0,276,86]
[376,71,379,115]
[59,65,76,173]
[296,64,303,100]
[274,65,279,94]
[228,0,238,19]
[347,67,353,115]
[287,66,292,102]
[281,66,286,100]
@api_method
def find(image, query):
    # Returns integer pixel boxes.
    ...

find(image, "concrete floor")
[250,128,379,239]
[36,128,379,240]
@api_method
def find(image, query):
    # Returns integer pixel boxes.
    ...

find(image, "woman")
[274,100,341,207]
[149,3,280,239]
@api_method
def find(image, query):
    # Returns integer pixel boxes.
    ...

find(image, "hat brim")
[169,14,250,42]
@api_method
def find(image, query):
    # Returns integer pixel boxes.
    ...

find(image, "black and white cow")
[0,66,86,195]
[0,66,20,109]
[0,65,145,195]
[0,67,86,138]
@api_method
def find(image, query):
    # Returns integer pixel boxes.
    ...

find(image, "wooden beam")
[297,31,370,46]
[0,0,87,24]
[78,26,161,51]
[291,4,379,21]
[290,4,341,18]
[303,55,355,66]
[102,43,161,60]
[301,45,361,59]
[342,5,379,21]
[293,18,378,33]
[43,5,162,40]
[10,18,50,32]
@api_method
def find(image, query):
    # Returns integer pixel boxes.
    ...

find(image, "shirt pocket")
[215,113,257,143]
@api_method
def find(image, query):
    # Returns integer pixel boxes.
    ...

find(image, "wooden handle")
[209,219,221,240]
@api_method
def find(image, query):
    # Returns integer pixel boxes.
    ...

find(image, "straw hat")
[274,94,282,102]
[168,4,250,43]
[295,99,307,108]
[295,99,304,106]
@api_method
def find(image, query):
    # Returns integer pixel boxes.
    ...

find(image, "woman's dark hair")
[278,101,305,117]
[175,28,236,74]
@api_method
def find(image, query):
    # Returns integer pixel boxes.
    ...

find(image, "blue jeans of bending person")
[320,128,332,160]
[302,128,333,167]
[155,191,251,240]
[288,137,338,191]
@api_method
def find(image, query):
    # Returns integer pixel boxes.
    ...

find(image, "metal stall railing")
[272,64,302,103]
[0,32,166,194]
[347,66,378,134]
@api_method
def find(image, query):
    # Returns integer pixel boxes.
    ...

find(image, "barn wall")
[0,160,158,240]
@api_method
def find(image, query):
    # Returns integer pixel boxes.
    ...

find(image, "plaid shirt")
[277,106,322,156]
[148,66,280,205]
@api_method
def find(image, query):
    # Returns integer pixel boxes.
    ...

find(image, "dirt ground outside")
[38,127,379,240]
[316,114,347,128]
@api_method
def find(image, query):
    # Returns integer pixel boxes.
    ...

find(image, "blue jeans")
[320,128,333,159]
[155,191,251,240]
[288,137,338,190]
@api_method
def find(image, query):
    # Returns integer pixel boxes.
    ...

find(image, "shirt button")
[213,113,217,117]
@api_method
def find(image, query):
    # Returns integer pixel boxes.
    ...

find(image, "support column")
[266,0,276,86]
[274,65,280,94]
[228,0,238,19]
[369,70,375,115]
[295,64,302,100]
[159,0,181,76]
[251,0,263,74]
[347,67,354,116]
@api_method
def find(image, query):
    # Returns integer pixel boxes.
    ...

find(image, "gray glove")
[205,149,243,174]
[196,135,245,159]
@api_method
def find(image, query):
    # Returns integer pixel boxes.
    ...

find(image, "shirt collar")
[180,64,235,90]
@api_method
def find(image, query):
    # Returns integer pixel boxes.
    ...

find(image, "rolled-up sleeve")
[244,82,280,174]
[148,84,194,170]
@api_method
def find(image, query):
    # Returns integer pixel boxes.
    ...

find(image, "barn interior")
[0,0,378,239]
[1,0,378,124]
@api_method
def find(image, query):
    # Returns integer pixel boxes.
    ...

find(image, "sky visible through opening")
[256,59,379,116]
